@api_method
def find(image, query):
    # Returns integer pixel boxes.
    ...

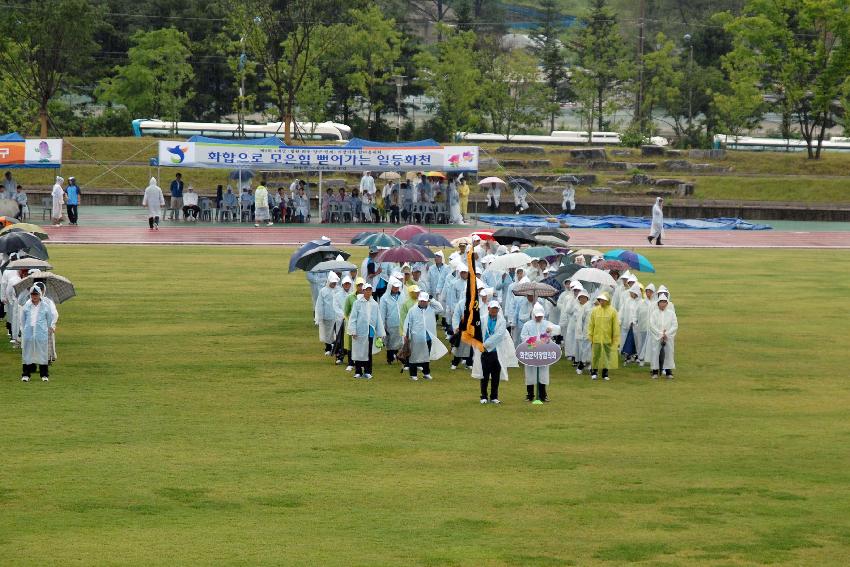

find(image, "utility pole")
[634,0,646,131]
[393,75,407,142]
[238,37,247,139]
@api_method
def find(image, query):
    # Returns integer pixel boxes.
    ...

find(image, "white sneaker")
[423,374,433,380]
[267,222,273,226]
[603,375,610,381]
[576,368,583,375]
[490,399,501,405]
[345,366,354,372]
[21,376,29,382]
[639,361,645,367]
[324,351,332,356]
[365,374,372,379]
[42,376,48,382]
[450,365,457,370]
[403,366,409,372]
[354,373,361,378]
[410,375,418,381]
[335,359,342,365]
[591,374,598,380]
[254,223,260,227]
[480,398,488,404]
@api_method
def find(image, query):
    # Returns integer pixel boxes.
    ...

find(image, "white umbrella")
[572,267,617,290]
[478,176,506,185]
[378,172,400,180]
[486,252,532,272]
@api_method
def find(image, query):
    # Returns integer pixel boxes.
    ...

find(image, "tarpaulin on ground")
[479,214,773,231]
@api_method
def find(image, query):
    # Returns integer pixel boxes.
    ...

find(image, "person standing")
[20,285,57,382]
[170,173,184,219]
[520,304,561,402]
[513,183,529,214]
[349,283,385,379]
[315,272,342,355]
[648,197,664,245]
[51,176,65,226]
[573,290,593,374]
[458,177,470,221]
[359,171,376,198]
[254,179,272,226]
[379,278,405,364]
[14,185,27,219]
[478,300,508,404]
[562,183,576,215]
[142,177,165,230]
[486,182,501,212]
[65,176,81,225]
[402,292,443,381]
[588,292,620,381]
[2,171,16,200]
[648,294,678,379]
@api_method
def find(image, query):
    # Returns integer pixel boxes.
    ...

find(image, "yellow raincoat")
[458,180,470,217]
[588,302,620,369]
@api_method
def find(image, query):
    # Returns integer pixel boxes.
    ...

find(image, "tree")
[640,33,684,137]
[97,28,195,129]
[481,51,549,139]
[530,0,568,132]
[712,42,765,141]
[296,68,333,136]
[229,0,344,144]
[0,0,101,136]
[722,0,850,159]
[571,0,633,133]
[413,26,482,140]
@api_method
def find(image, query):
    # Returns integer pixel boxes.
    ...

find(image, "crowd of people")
[0,253,60,382]
[2,172,81,226]
[308,236,679,404]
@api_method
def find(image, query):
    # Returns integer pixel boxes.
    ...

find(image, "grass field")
[2,245,850,565]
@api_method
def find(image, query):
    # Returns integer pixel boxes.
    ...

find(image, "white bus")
[132,119,352,141]
[458,130,669,146]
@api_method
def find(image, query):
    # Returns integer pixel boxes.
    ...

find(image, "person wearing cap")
[442,264,468,336]
[20,285,57,382]
[402,292,443,380]
[648,196,664,245]
[426,252,450,328]
[512,281,543,347]
[477,300,508,403]
[502,266,524,334]
[655,285,676,313]
[559,282,584,364]
[349,282,385,379]
[65,176,81,225]
[380,278,405,364]
[587,292,619,381]
[648,293,677,378]
[619,282,643,363]
[51,176,65,226]
[333,276,353,362]
[341,277,365,371]
[520,303,561,402]
[449,291,474,370]
[612,271,630,313]
[410,264,428,293]
[400,264,413,289]
[590,255,602,269]
[315,272,343,355]
[637,283,656,366]
[573,290,593,374]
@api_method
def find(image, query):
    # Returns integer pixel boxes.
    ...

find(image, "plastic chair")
[41,197,52,220]
[199,199,213,221]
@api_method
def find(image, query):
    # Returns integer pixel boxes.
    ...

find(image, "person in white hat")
[637,283,656,366]
[340,277,365,370]
[449,291,474,370]
[619,282,644,363]
[20,285,57,382]
[648,293,678,378]
[478,300,508,403]
[314,272,343,355]
[612,271,631,313]
[426,251,450,301]
[442,264,469,335]
[379,278,405,364]
[402,291,443,380]
[333,276,353,361]
[512,279,544,347]
[648,196,664,245]
[559,281,584,364]
[51,176,65,226]
[502,266,526,335]
[587,292,619,381]
[573,290,593,374]
[348,282,385,379]
[520,303,561,402]
[410,263,428,293]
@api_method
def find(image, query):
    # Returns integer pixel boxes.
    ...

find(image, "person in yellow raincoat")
[587,292,619,381]
[458,177,470,221]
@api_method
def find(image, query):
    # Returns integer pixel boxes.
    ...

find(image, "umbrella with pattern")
[14,272,76,304]
[357,233,403,248]
[603,249,656,272]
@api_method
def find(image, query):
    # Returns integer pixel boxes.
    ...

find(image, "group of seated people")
[201,181,311,223]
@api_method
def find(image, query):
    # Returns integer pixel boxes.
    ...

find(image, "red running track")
[41,225,850,248]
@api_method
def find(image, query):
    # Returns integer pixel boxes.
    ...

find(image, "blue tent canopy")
[187,135,285,146]
[0,132,25,142]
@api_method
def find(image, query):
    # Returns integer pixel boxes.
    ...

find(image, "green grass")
[1,245,850,565]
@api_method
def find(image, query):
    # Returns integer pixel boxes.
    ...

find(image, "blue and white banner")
[158,141,478,172]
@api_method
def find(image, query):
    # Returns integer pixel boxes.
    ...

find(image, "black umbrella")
[408,232,452,247]
[294,245,350,271]
[492,227,536,246]
[531,227,570,246]
[408,243,437,259]
[0,232,48,260]
[552,264,582,286]
[508,178,534,191]
[289,238,331,272]
[541,276,565,300]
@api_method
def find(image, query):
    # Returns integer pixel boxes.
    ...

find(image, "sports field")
[2,245,850,565]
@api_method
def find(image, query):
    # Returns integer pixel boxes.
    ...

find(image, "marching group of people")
[0,253,59,382]
[310,235,679,404]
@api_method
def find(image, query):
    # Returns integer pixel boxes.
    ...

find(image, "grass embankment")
[8,137,850,203]
[1,245,850,565]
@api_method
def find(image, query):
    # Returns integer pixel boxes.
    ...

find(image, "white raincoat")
[314,277,342,344]
[51,177,65,221]
[379,288,405,351]
[21,290,57,365]
[142,177,165,217]
[402,299,444,364]
[470,310,518,381]
[519,316,561,385]
[348,296,385,362]
[648,299,678,370]
[649,197,664,239]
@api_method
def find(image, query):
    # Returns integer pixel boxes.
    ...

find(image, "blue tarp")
[479,214,773,231]
[187,135,285,146]
[0,132,25,142]
[343,137,440,148]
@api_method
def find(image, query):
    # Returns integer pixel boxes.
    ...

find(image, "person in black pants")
[478,301,508,404]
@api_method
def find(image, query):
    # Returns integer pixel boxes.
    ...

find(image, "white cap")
[481,287,494,296]
[510,245,520,253]
[481,255,495,265]
[362,282,373,290]
[389,278,402,288]
[598,292,611,302]
[418,292,430,301]
[459,264,469,273]
[577,290,589,299]
[627,274,637,283]
[657,293,669,302]
[327,272,340,284]
[591,255,602,262]
[341,276,352,285]
[449,251,460,262]
[391,271,403,280]
[435,250,444,259]
[646,283,656,292]
[629,283,642,295]
[472,234,481,241]
[532,304,545,317]
[621,271,632,280]
[487,300,500,309]
[569,281,582,290]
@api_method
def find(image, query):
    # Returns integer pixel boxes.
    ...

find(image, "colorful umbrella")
[0,216,19,228]
[393,225,428,241]
[471,230,495,242]
[375,246,429,264]
[350,231,377,244]
[492,227,536,245]
[289,237,331,272]
[599,260,631,273]
[408,232,452,247]
[425,171,446,179]
[524,246,559,259]
[357,233,403,248]
[0,223,49,240]
[603,249,656,273]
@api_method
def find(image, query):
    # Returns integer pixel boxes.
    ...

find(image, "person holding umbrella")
[349,282,385,379]
[20,285,57,382]
[588,292,620,381]
[649,294,678,379]
[520,304,560,402]
[402,292,443,381]
[648,197,665,245]
[486,182,501,212]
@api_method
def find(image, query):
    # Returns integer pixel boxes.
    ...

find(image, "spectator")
[65,176,81,225]
[240,187,253,219]
[182,186,200,221]
[3,171,16,200]
[351,188,362,222]
[222,186,238,221]
[273,188,285,223]
[254,178,272,227]
[359,171,376,197]
[14,185,27,219]
[169,173,184,218]
[294,187,309,223]
[388,188,400,223]
[215,185,223,208]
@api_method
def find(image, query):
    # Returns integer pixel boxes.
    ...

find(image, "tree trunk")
[39,106,49,137]
[597,88,603,132]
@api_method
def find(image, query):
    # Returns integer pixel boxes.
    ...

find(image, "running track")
[41,224,850,248]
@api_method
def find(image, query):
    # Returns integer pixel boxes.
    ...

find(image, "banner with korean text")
[0,138,63,169]
[158,140,479,172]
